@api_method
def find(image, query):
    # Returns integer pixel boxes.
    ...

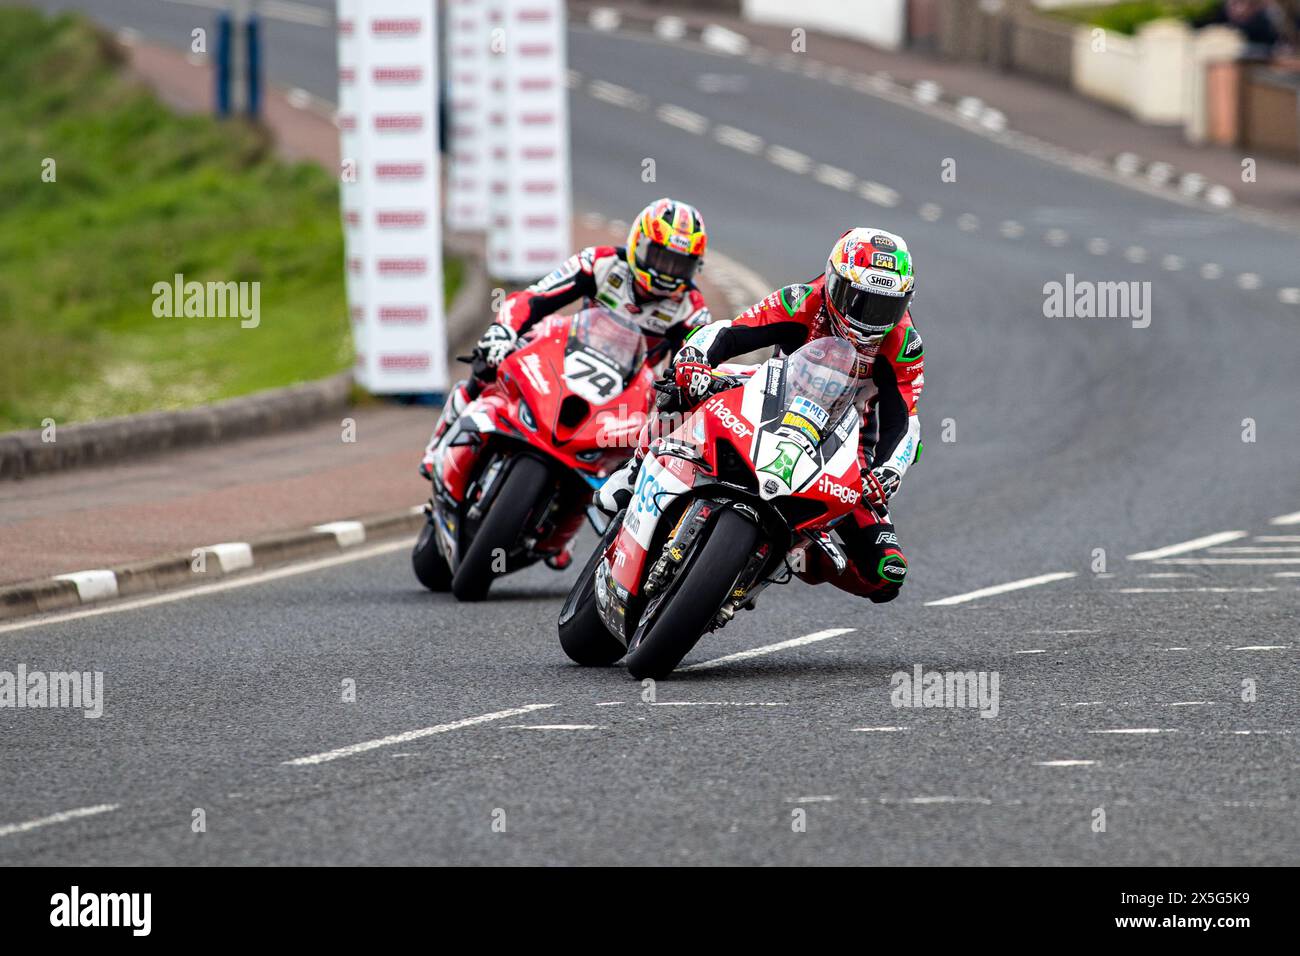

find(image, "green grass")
[1046,1,1221,35]
[0,8,460,432]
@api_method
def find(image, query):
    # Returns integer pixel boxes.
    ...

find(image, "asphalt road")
[5,0,1297,865]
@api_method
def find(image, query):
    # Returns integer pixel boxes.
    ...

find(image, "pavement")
[3,0,1297,866]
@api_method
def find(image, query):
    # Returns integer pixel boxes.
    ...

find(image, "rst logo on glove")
[704,396,752,438]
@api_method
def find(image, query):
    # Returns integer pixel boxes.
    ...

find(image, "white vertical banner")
[349,0,447,394]
[336,0,369,386]
[486,0,571,282]
[446,0,489,232]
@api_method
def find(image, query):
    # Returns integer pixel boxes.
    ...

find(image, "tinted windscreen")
[570,308,646,378]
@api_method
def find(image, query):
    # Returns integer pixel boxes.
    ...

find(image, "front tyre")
[451,455,551,602]
[624,508,761,680]
[558,511,626,666]
[411,515,452,592]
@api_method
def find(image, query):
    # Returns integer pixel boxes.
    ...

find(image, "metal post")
[245,13,262,118]
[215,12,232,116]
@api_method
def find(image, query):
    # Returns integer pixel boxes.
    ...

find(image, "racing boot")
[595,455,640,516]
[418,381,471,480]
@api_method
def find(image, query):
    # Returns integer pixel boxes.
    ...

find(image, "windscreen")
[569,307,647,379]
[775,337,864,443]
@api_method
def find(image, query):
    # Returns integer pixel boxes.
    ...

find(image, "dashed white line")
[919,203,943,222]
[283,704,556,766]
[858,181,900,207]
[1161,254,1185,271]
[1231,645,1290,651]
[679,628,855,672]
[588,80,647,110]
[925,571,1076,607]
[713,124,764,154]
[1200,262,1223,279]
[1118,586,1278,593]
[1156,557,1300,565]
[851,726,908,733]
[1035,760,1096,767]
[1279,288,1300,305]
[656,103,709,135]
[1045,229,1070,247]
[1087,238,1110,255]
[814,164,856,190]
[1237,272,1262,290]
[1088,728,1175,735]
[1127,530,1247,560]
[766,145,812,174]
[0,803,120,839]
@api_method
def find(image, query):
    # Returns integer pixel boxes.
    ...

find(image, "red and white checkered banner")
[337,0,448,394]
[446,0,489,232]
[485,0,572,282]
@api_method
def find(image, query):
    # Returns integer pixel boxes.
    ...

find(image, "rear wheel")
[451,455,552,602]
[558,512,626,666]
[411,514,452,591]
[624,508,761,680]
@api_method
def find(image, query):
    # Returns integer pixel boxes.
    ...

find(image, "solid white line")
[1210,546,1300,553]
[924,572,1075,607]
[1270,510,1300,525]
[1256,535,1300,542]
[52,569,118,603]
[678,628,855,671]
[0,537,415,635]
[656,103,708,134]
[1231,645,1289,651]
[851,726,908,732]
[1127,530,1247,560]
[1155,558,1300,565]
[285,704,555,766]
[0,803,120,839]
[1034,760,1096,767]
[650,701,787,707]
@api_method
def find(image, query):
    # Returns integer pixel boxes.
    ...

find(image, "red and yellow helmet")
[824,227,915,356]
[626,198,707,296]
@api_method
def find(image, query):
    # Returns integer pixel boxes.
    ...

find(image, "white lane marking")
[507,724,603,730]
[1237,272,1262,290]
[1200,262,1223,279]
[0,803,120,839]
[595,701,625,706]
[789,795,837,802]
[1127,530,1247,560]
[1141,572,1194,577]
[1276,572,1300,578]
[1270,510,1300,525]
[588,80,647,110]
[284,704,555,766]
[1164,647,1190,651]
[766,144,812,174]
[925,571,1075,607]
[1161,254,1185,271]
[859,181,900,207]
[1279,288,1300,305]
[656,103,708,134]
[1087,237,1109,255]
[678,627,855,671]
[1117,587,1278,593]
[650,701,787,706]
[1210,546,1300,553]
[1000,220,1025,239]
[1035,760,1096,767]
[1231,645,1290,651]
[1167,701,1216,707]
[912,80,942,104]
[565,69,582,90]
[851,726,908,732]
[1016,649,1047,654]
[52,570,118,603]
[713,124,763,154]
[957,213,980,232]
[1156,557,1300,565]
[814,164,857,191]
[919,203,943,221]
[1256,535,1300,542]
[0,537,415,635]
[204,542,254,572]
[886,795,992,805]
[1045,228,1070,247]
[1088,728,1175,734]
[312,521,366,548]
[1124,245,1148,263]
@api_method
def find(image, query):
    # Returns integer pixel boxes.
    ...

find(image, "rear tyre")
[558,512,627,666]
[624,508,761,680]
[411,515,453,592]
[451,455,552,602]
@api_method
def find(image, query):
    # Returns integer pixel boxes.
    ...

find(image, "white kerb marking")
[925,571,1075,606]
[0,803,120,839]
[204,541,254,572]
[52,570,118,603]
[284,704,555,765]
[700,25,749,56]
[1127,530,1247,560]
[312,521,366,548]
[654,16,687,41]
[588,7,620,31]
[679,628,855,672]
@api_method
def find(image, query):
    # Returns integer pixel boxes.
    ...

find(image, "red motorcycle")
[558,337,868,678]
[413,307,655,601]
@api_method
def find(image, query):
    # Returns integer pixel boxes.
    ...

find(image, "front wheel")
[558,511,627,666]
[411,514,452,591]
[624,508,761,680]
[451,455,552,602]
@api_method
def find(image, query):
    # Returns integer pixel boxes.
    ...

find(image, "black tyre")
[451,455,552,602]
[558,511,627,666]
[624,508,761,680]
[411,514,452,592]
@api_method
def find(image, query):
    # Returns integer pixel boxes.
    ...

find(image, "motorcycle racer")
[598,226,923,604]
[419,198,711,479]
